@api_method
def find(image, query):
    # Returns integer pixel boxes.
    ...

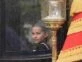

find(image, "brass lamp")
[43,1,65,62]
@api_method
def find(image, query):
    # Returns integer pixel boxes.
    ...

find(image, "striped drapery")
[57,0,82,62]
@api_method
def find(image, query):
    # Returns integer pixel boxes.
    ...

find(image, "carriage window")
[0,0,52,60]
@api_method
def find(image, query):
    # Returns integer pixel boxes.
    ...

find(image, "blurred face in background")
[32,26,48,44]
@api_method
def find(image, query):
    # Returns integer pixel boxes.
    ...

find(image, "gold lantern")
[43,1,66,62]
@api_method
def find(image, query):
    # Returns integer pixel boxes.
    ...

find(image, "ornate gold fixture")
[43,1,65,62]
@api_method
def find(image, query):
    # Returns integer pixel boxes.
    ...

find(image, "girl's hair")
[32,21,49,33]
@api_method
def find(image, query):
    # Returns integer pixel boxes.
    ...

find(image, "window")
[0,0,52,61]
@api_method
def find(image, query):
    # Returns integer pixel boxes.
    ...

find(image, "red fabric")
[62,12,82,51]
[72,12,82,21]
[62,31,82,50]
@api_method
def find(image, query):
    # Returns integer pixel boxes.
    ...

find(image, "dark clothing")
[5,26,32,52]
[5,26,20,51]
[32,42,51,54]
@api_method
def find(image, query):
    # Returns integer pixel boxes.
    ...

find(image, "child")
[31,21,51,54]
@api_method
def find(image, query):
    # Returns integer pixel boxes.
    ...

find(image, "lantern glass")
[48,0,66,20]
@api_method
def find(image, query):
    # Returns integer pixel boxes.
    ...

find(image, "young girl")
[31,21,51,54]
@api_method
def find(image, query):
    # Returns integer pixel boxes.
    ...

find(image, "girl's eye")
[32,32,34,35]
[36,32,41,34]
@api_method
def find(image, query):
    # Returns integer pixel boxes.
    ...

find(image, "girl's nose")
[33,35,37,39]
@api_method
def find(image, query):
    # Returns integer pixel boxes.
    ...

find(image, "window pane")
[0,0,52,59]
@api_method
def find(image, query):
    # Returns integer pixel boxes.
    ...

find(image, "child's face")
[32,26,48,43]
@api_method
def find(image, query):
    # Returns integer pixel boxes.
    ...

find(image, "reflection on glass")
[49,1,61,17]
[1,0,52,62]
[4,0,41,53]
[4,0,52,57]
[48,1,65,20]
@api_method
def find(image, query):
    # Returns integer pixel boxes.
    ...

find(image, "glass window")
[0,0,52,61]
